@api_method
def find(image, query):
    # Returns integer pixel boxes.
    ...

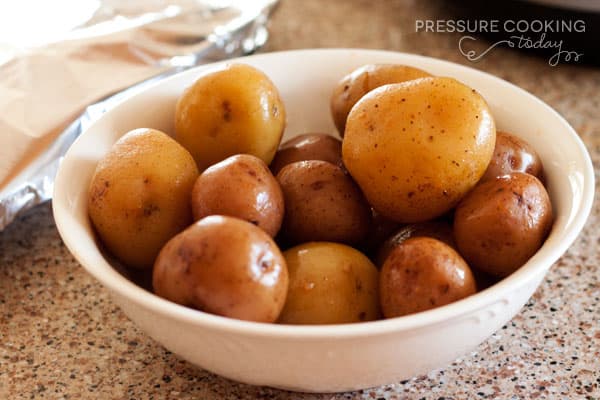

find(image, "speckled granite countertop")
[1,1,599,398]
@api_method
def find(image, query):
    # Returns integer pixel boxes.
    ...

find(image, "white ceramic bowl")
[52,49,594,392]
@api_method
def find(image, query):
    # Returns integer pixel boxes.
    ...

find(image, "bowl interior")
[53,49,594,337]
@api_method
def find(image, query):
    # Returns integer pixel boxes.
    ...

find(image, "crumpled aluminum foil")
[0,0,278,231]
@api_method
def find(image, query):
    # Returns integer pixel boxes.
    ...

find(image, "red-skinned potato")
[374,219,455,267]
[191,154,284,237]
[269,133,344,176]
[276,160,371,245]
[379,237,477,318]
[152,216,288,323]
[453,172,553,277]
[481,131,545,183]
[360,209,402,254]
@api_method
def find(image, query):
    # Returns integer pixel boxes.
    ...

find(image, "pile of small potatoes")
[88,62,553,325]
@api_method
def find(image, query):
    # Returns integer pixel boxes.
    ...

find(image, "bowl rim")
[53,48,595,339]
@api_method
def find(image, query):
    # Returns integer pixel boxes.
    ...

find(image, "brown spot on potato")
[143,204,160,217]
[222,100,232,121]
[277,160,371,245]
[355,279,363,291]
[153,216,288,322]
[380,237,476,317]
[453,172,553,277]
[310,180,326,190]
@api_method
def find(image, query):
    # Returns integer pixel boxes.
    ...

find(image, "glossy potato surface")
[481,131,545,183]
[88,128,198,269]
[276,160,371,245]
[343,77,496,223]
[454,172,553,277]
[175,63,286,171]
[359,209,401,254]
[330,64,432,135]
[278,242,380,324]
[152,216,288,323]
[191,154,284,237]
[269,133,343,176]
[379,237,476,318]
[375,219,455,267]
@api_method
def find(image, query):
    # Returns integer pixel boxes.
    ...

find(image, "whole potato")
[374,219,455,267]
[191,154,284,237]
[269,133,343,176]
[276,160,371,245]
[278,242,380,324]
[379,237,477,318]
[152,216,288,323]
[175,63,286,171]
[88,128,198,269]
[330,64,432,135]
[480,131,545,183]
[453,172,553,277]
[343,77,496,223]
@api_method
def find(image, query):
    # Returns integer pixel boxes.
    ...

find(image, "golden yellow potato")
[343,77,496,223]
[379,237,477,318]
[330,64,432,135]
[278,242,380,324]
[88,128,199,269]
[175,63,286,171]
[153,216,288,323]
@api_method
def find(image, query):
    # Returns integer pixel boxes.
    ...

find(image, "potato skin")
[331,64,432,135]
[88,128,198,269]
[359,209,402,254]
[269,133,343,176]
[453,172,553,277]
[278,242,380,324]
[374,219,455,268]
[191,154,284,237]
[175,63,286,171]
[379,237,477,318]
[481,131,545,183]
[343,77,496,223]
[276,160,371,245]
[152,216,288,323]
